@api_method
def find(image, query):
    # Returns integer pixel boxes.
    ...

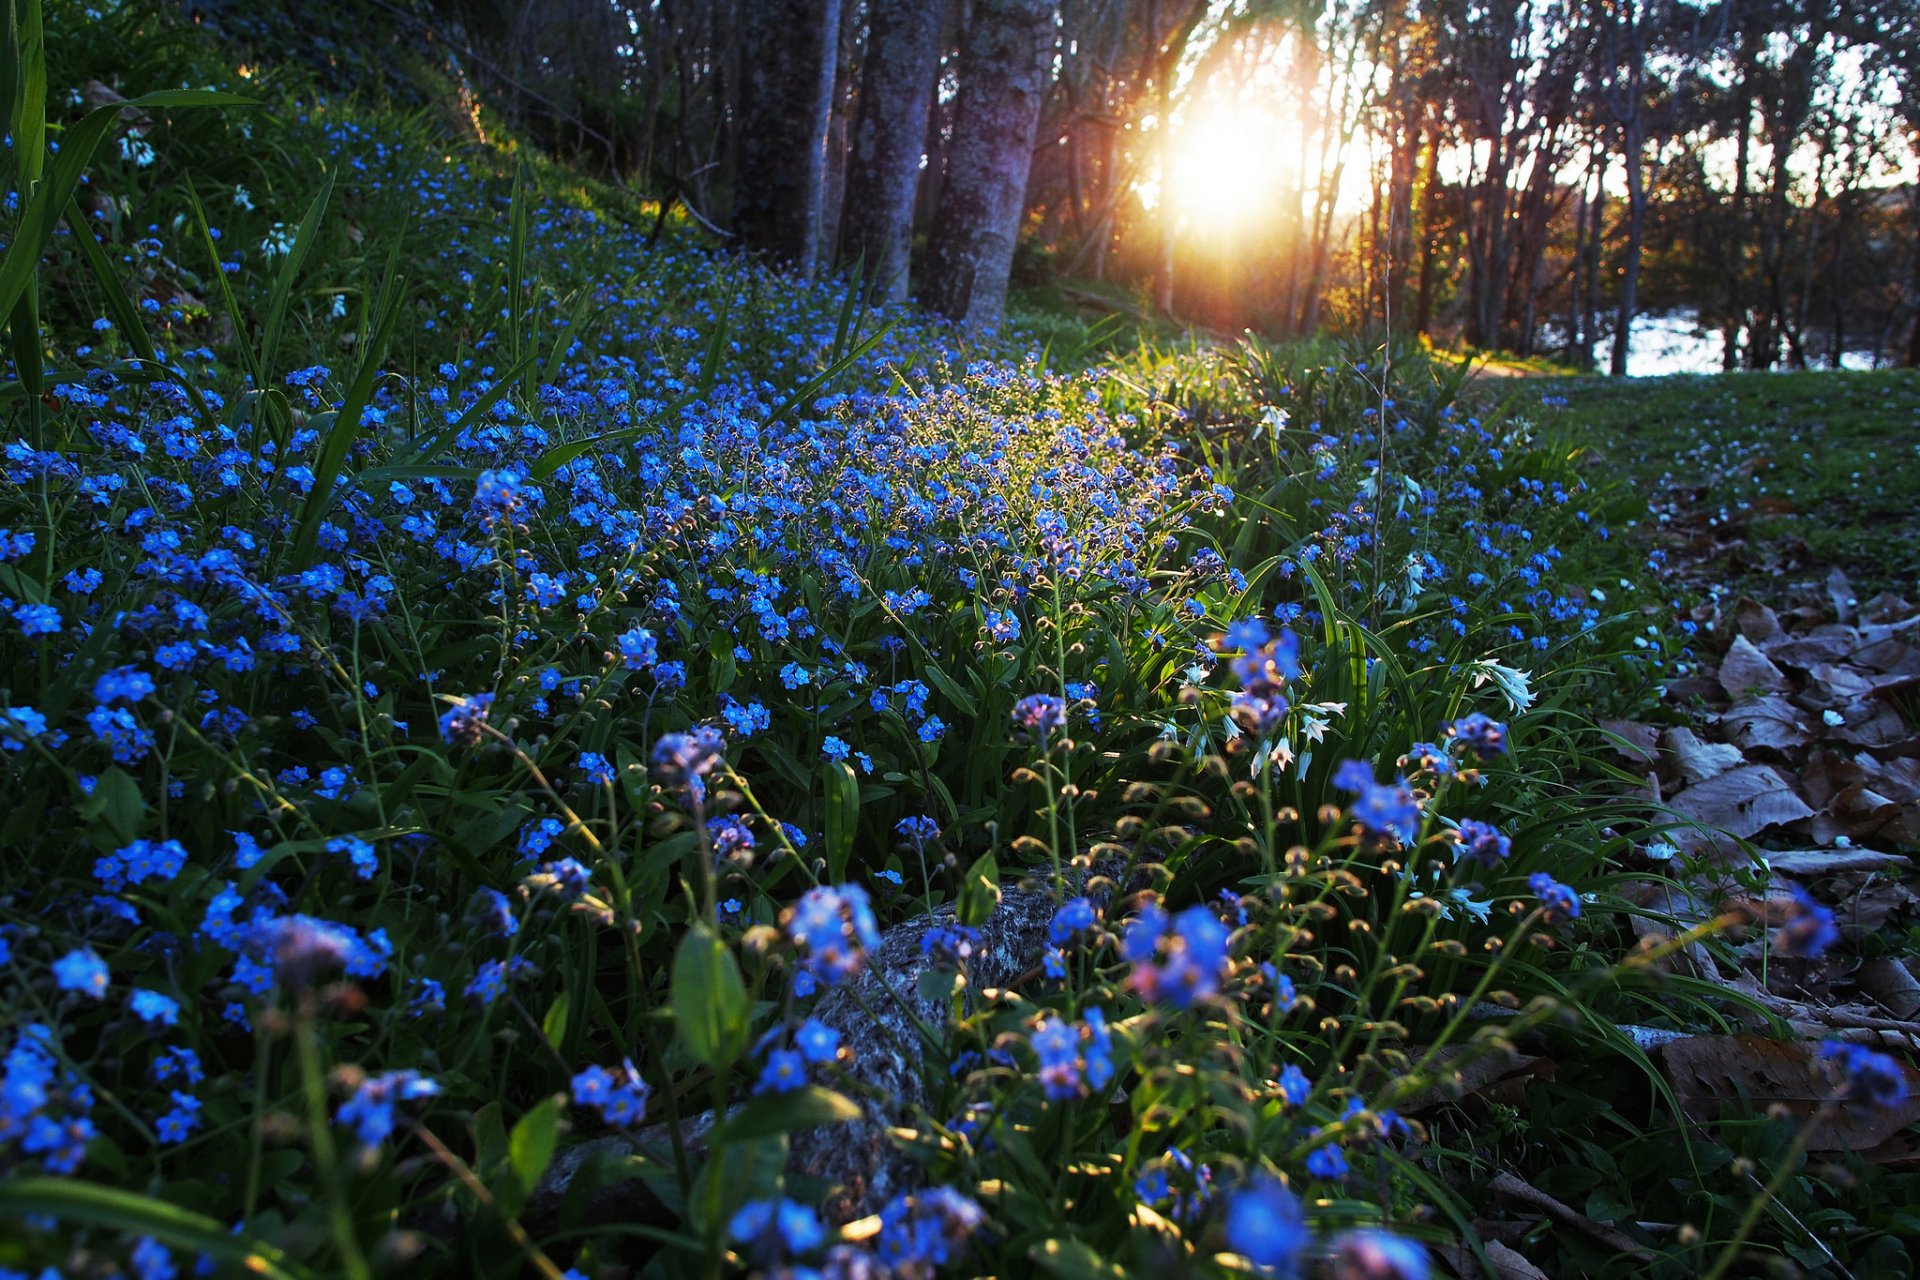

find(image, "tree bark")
[1610,112,1646,377]
[839,0,948,301]
[1907,190,1920,368]
[733,0,843,277]
[920,0,1056,334]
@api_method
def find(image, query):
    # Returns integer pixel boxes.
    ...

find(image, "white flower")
[1449,889,1493,923]
[1822,708,1845,727]
[1467,659,1535,712]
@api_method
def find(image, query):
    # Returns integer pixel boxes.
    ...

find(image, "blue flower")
[1335,762,1421,845]
[1305,1144,1350,1180]
[1447,712,1507,758]
[337,1071,440,1146]
[129,990,180,1025]
[729,1197,825,1257]
[1776,887,1837,958]
[437,693,494,747]
[570,1058,649,1124]
[1452,819,1509,867]
[787,884,881,987]
[12,602,61,637]
[53,949,109,999]
[875,1188,984,1270]
[1528,872,1581,922]
[1818,1040,1909,1108]
[1126,904,1230,1009]
[616,626,658,670]
[1224,1175,1308,1274]
[325,835,378,881]
[652,727,726,802]
[1012,693,1066,738]
[795,1018,840,1064]
[1048,897,1098,946]
[755,1048,807,1095]
[1326,1230,1430,1280]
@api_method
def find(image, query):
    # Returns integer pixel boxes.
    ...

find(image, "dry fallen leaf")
[1716,695,1810,758]
[1598,719,1661,766]
[1732,598,1783,646]
[1393,1045,1550,1114]
[1666,764,1814,840]
[1827,568,1859,625]
[1812,784,1917,846]
[1857,958,1920,1021]
[1763,628,1859,671]
[1661,727,1744,786]
[1659,1034,1920,1156]
[1436,1240,1551,1280]
[1858,592,1916,627]
[1826,700,1915,752]
[1762,849,1912,876]
[1719,635,1791,699]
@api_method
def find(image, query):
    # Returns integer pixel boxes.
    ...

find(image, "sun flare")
[1166,107,1285,237]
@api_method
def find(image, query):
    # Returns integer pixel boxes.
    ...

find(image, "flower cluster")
[787,884,882,991]
[570,1059,651,1125]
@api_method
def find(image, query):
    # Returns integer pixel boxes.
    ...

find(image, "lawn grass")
[1476,369,1920,598]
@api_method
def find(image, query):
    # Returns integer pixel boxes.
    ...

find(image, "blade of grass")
[0,1178,317,1280]
[184,181,264,392]
[259,170,334,383]
[396,353,535,466]
[287,244,406,569]
[508,159,530,400]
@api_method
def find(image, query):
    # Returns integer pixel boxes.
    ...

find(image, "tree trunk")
[1907,193,1920,368]
[1610,113,1645,377]
[818,0,867,272]
[733,0,843,277]
[920,0,1055,334]
[839,0,947,301]
[1722,45,1751,371]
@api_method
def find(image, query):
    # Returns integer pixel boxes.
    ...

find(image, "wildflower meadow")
[2,3,1916,1279]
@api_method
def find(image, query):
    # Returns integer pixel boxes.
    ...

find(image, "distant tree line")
[417,0,1919,365]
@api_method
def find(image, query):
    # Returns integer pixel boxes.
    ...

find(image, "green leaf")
[821,759,860,884]
[3,0,48,187]
[955,849,1000,929]
[505,1094,562,1213]
[712,1085,860,1145]
[541,992,570,1054]
[920,661,979,718]
[81,766,145,841]
[670,925,748,1072]
[260,172,334,382]
[0,1179,315,1280]
[1029,1237,1132,1280]
[185,182,264,393]
[287,244,406,569]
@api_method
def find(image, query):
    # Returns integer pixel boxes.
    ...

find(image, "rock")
[525,872,1085,1233]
